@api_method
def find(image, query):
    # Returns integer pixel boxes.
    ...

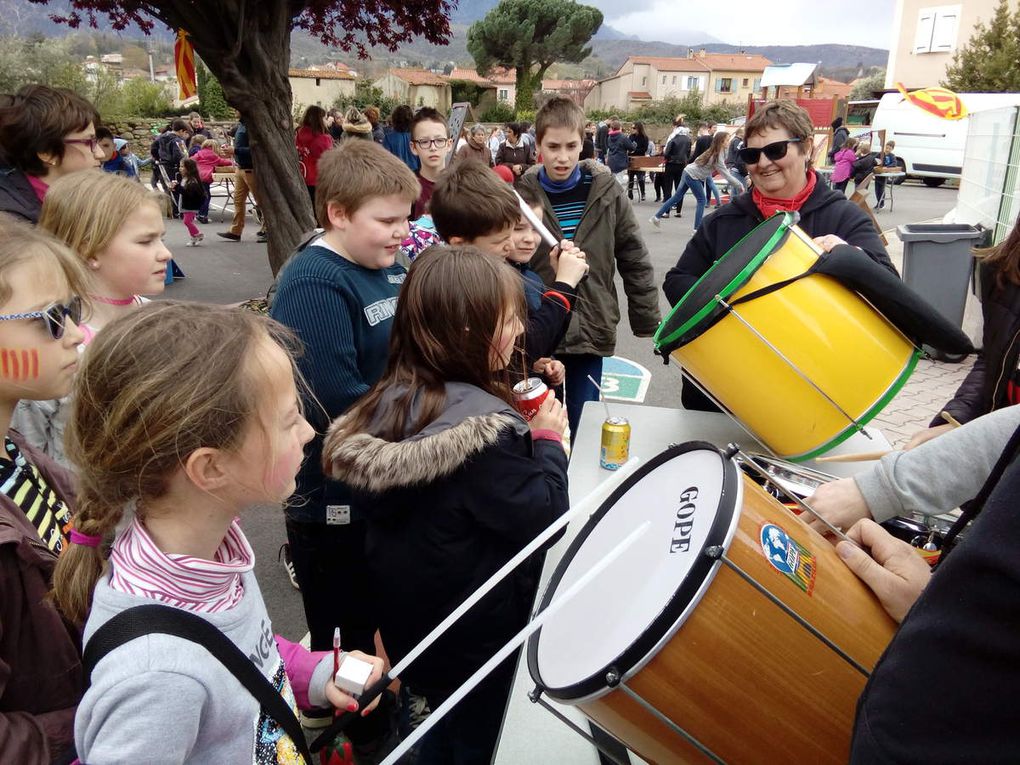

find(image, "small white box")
[333,654,374,697]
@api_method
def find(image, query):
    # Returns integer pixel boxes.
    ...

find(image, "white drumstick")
[382,520,653,765]
[389,457,641,679]
[514,189,559,248]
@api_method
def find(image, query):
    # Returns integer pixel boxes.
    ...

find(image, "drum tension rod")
[705,545,870,678]
[527,686,632,765]
[713,293,872,438]
[614,680,728,764]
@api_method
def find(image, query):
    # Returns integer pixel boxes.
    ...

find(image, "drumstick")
[382,521,653,765]
[813,450,892,463]
[940,411,962,428]
[514,189,558,248]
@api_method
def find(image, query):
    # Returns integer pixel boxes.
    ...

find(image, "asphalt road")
[161,179,961,642]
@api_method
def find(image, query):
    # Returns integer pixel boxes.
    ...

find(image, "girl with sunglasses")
[12,172,171,466]
[0,84,104,224]
[0,218,89,764]
[662,99,900,412]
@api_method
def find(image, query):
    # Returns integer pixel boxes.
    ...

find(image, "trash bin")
[897,223,985,362]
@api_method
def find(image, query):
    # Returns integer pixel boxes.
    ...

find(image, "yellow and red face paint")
[0,349,39,380]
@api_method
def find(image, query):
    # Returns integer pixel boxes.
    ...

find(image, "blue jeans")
[656,171,708,228]
[561,353,604,437]
[706,177,721,205]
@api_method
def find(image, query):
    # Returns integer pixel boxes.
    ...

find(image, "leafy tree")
[120,77,174,117]
[31,0,454,275]
[480,101,514,123]
[850,70,886,100]
[944,0,1020,91]
[196,61,232,120]
[333,81,400,120]
[467,0,602,112]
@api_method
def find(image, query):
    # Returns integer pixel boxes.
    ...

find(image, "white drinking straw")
[514,189,559,248]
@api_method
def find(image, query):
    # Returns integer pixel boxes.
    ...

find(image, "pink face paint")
[0,349,40,380]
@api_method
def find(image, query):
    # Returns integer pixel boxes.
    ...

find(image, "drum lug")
[704,545,724,560]
[723,442,741,459]
[605,667,622,688]
[528,685,545,703]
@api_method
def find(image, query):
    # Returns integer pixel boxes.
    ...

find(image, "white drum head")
[527,442,741,701]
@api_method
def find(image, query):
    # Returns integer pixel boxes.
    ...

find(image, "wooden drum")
[527,442,897,764]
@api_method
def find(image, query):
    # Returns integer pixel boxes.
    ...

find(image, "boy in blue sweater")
[269,139,418,748]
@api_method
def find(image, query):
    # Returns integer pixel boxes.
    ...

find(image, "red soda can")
[512,377,550,421]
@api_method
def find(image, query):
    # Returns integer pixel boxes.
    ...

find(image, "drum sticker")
[759,523,817,596]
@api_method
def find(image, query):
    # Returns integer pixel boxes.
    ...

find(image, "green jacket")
[518,161,661,357]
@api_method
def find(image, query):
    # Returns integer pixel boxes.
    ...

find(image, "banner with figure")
[175,30,197,102]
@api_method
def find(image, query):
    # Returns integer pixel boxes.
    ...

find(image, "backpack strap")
[82,604,312,765]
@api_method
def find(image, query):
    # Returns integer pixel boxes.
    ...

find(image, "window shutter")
[914,9,935,53]
[714,78,722,93]
[931,8,960,52]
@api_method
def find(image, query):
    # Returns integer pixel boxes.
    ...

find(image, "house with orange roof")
[585,51,770,112]
[289,67,356,108]
[372,68,452,112]
[449,67,517,106]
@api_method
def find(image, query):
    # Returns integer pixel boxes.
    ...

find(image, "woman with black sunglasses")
[0,85,104,224]
[662,99,899,411]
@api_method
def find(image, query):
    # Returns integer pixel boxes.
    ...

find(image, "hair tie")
[69,528,102,547]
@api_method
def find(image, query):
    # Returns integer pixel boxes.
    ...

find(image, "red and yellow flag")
[175,29,197,102]
[896,82,968,120]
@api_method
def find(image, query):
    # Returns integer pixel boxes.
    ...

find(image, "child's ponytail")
[51,489,125,626]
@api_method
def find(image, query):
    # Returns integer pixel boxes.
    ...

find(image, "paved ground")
[159,179,974,640]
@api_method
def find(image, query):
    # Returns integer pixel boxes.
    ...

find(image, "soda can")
[600,417,631,470]
[512,377,550,421]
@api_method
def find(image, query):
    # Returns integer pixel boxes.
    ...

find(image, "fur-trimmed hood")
[323,382,528,494]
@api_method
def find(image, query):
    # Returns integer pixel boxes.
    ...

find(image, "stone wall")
[103,118,237,158]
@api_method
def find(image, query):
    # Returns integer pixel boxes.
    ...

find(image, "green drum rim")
[786,348,922,463]
[653,211,796,352]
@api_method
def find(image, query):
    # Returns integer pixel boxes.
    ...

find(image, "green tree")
[196,62,233,119]
[944,0,1020,91]
[120,77,174,117]
[467,0,602,112]
[850,70,886,100]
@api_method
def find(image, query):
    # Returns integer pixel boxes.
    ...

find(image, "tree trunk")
[162,1,316,276]
[515,65,536,113]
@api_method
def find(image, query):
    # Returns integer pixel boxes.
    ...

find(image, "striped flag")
[175,29,197,102]
[896,82,968,120]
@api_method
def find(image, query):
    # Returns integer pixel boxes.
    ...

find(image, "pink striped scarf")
[109,517,254,613]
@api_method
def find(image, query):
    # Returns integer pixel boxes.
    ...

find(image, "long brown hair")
[51,301,304,625]
[695,131,730,167]
[981,212,1020,288]
[335,246,525,443]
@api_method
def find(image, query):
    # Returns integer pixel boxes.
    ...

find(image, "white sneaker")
[649,216,661,229]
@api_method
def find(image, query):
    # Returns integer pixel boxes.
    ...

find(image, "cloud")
[603,0,896,48]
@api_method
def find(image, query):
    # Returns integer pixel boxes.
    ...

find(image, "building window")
[672,75,677,85]
[498,88,508,101]
[687,76,700,90]
[742,78,749,87]
[914,5,961,54]
[315,78,321,86]
[641,76,646,86]
[662,75,667,84]
[716,77,734,94]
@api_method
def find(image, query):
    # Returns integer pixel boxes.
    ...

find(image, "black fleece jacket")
[0,166,42,223]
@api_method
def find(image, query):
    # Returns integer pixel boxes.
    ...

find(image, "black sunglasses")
[0,296,83,340]
[738,138,802,165]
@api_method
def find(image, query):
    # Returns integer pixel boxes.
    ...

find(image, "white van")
[872,91,1020,186]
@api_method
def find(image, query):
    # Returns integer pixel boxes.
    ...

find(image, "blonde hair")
[51,301,306,625]
[314,140,418,229]
[202,138,220,150]
[0,214,89,308]
[39,172,167,266]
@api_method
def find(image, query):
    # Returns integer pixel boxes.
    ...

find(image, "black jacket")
[852,152,880,185]
[851,428,1020,763]
[662,177,899,410]
[322,383,569,695]
[606,132,635,173]
[0,166,42,223]
[628,133,650,158]
[156,132,185,166]
[937,261,1020,426]
[692,134,712,161]
[664,133,692,168]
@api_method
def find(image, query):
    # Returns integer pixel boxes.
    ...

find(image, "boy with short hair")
[269,139,418,748]
[430,160,588,379]
[409,107,452,218]
[517,96,661,434]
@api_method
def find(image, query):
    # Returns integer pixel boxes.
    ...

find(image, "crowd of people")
[0,79,1018,765]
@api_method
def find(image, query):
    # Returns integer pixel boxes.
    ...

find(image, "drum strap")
[937,422,1020,567]
[728,257,826,308]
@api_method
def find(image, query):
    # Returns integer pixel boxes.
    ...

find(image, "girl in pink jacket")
[831,136,859,194]
[192,139,234,222]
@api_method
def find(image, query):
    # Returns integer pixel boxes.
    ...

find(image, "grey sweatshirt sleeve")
[854,406,1020,522]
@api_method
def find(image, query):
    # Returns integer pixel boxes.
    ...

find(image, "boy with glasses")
[409,107,452,219]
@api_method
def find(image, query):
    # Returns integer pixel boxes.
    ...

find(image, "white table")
[493,402,889,764]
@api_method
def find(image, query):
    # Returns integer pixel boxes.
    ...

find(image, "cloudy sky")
[600,0,897,48]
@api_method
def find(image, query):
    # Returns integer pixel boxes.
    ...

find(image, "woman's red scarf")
[752,170,817,218]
